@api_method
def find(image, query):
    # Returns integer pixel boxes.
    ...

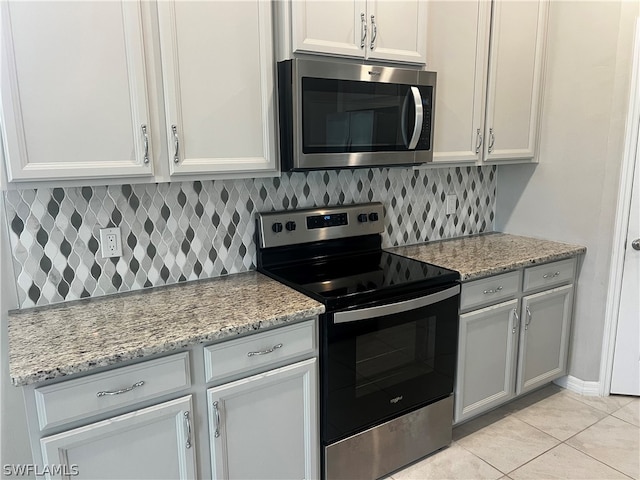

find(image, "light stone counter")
[389,232,586,281]
[9,271,324,386]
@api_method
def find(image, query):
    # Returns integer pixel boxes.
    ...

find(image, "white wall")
[0,192,33,477]
[496,1,639,382]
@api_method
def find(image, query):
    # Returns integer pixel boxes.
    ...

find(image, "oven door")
[321,284,460,444]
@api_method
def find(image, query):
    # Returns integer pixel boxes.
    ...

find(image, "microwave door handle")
[333,285,460,324]
[407,86,423,150]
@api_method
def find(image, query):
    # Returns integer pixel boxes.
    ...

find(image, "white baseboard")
[554,375,601,396]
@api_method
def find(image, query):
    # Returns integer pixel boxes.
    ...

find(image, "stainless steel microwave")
[277,59,436,171]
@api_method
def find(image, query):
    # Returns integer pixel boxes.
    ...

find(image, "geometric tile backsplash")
[4,166,496,308]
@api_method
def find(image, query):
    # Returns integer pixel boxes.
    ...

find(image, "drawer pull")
[184,411,192,449]
[543,271,561,279]
[483,286,503,295]
[96,380,145,398]
[247,343,283,357]
[213,401,221,438]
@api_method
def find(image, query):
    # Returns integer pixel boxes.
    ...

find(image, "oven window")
[355,318,435,398]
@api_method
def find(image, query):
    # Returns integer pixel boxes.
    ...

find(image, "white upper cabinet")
[158,1,277,177]
[0,1,153,182]
[366,0,427,64]
[292,0,367,58]
[427,1,491,164]
[291,0,427,64]
[427,0,548,165]
[1,0,278,185]
[484,0,548,162]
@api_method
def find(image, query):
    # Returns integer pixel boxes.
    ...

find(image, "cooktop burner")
[255,203,459,311]
[264,250,458,309]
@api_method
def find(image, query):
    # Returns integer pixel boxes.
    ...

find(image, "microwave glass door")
[302,78,431,154]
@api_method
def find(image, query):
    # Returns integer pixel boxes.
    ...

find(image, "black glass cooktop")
[260,250,459,311]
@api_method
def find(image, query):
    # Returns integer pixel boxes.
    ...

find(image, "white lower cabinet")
[516,285,574,395]
[207,358,318,480]
[456,299,519,422]
[40,396,196,480]
[24,320,320,479]
[455,259,577,424]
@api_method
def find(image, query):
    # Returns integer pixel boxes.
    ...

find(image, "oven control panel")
[256,203,384,248]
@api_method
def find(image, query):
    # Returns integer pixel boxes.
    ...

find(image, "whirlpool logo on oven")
[390,395,404,404]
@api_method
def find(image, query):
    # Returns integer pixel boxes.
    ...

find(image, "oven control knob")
[285,221,296,231]
[272,222,283,233]
[357,213,368,223]
[368,212,379,222]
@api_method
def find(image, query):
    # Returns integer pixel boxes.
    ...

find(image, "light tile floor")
[389,385,639,480]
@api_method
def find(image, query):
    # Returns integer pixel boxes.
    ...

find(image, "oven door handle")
[333,285,460,324]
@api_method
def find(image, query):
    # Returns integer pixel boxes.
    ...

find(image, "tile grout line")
[563,392,636,415]
[453,440,512,476]
[459,391,635,478]
[450,442,507,479]
[565,410,640,478]
[557,441,636,480]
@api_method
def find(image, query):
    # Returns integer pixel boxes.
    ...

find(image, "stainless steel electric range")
[256,203,460,480]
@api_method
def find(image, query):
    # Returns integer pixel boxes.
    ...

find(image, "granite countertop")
[389,232,586,281]
[9,232,586,387]
[8,271,325,387]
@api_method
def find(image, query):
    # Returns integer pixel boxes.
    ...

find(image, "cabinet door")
[292,0,367,58]
[207,358,318,480]
[158,0,277,176]
[517,285,573,395]
[427,1,491,164]
[455,299,519,423]
[484,0,548,162]
[40,396,196,480]
[367,0,427,64]
[0,1,153,182]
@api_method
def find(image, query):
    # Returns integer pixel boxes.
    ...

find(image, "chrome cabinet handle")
[475,128,483,154]
[543,271,561,279]
[370,15,377,50]
[483,286,503,295]
[512,308,520,334]
[360,13,367,49]
[525,306,532,330]
[96,380,144,397]
[632,239,640,251]
[141,125,149,164]
[172,125,180,163]
[488,128,495,153]
[184,411,192,449]
[213,401,221,438]
[247,343,283,357]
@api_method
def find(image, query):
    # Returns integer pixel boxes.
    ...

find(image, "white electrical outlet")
[99,227,122,258]
[446,194,457,216]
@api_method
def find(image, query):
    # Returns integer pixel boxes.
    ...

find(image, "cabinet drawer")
[204,320,316,384]
[461,271,521,311]
[523,258,576,293]
[34,352,190,430]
